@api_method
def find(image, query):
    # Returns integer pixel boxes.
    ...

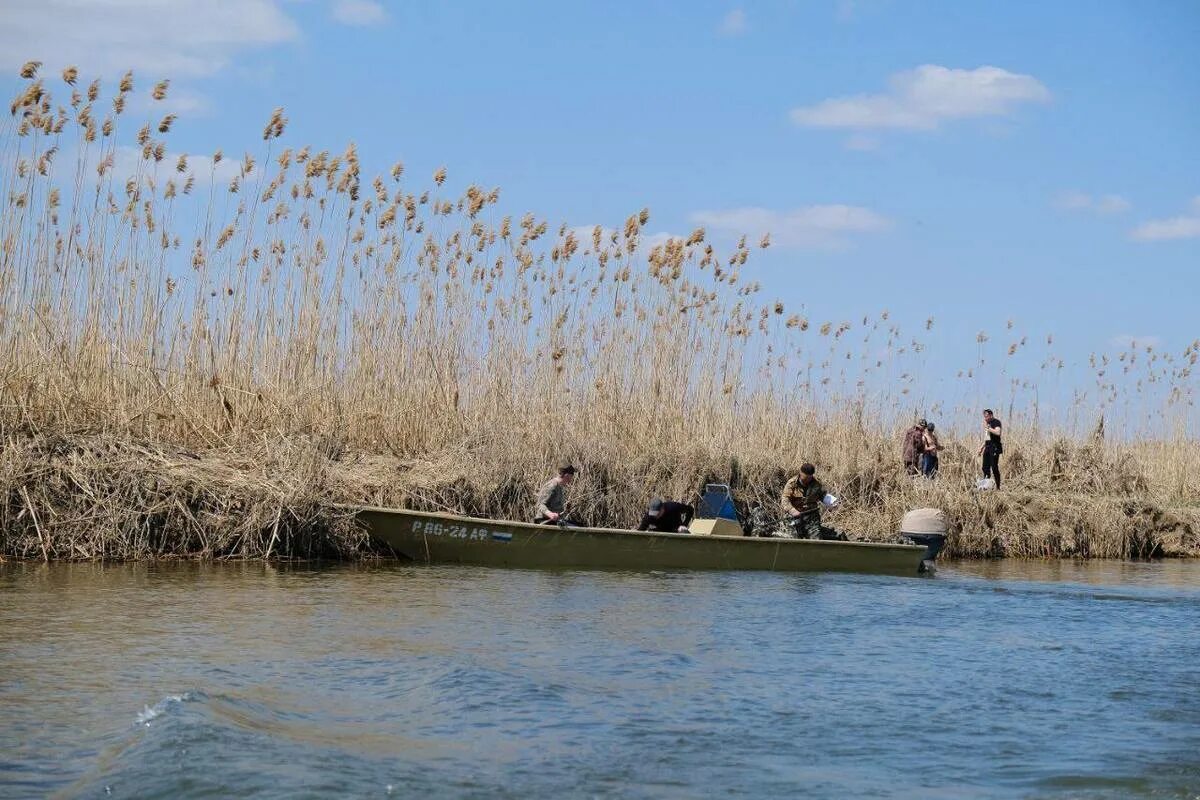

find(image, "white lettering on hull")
[410,520,511,542]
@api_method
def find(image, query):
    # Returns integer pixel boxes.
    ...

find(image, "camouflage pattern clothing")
[780,475,825,518]
[781,474,844,540]
[792,510,826,540]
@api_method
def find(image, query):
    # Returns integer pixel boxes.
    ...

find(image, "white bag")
[822,493,840,509]
[976,478,995,491]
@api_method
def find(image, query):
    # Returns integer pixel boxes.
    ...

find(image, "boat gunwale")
[356,505,927,553]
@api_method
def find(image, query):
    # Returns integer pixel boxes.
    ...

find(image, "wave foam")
[136,693,192,726]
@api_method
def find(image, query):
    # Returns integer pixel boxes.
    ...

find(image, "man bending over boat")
[534,465,577,524]
[781,464,843,540]
[637,498,694,533]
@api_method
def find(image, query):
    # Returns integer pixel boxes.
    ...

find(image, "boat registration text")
[411,520,512,542]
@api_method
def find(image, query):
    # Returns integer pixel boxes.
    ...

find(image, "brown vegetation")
[2,64,1197,561]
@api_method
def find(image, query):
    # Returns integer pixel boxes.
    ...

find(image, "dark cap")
[918,418,928,428]
[800,463,816,476]
[559,465,577,475]
[648,498,664,513]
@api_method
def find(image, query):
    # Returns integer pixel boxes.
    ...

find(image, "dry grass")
[1,65,1197,561]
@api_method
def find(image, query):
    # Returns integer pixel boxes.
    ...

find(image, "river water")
[1,560,1198,799]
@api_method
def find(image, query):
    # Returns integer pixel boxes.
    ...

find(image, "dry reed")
[1,66,1196,561]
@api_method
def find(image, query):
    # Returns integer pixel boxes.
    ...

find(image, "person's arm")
[805,483,824,513]
[989,420,1002,439]
[781,478,800,516]
[679,504,695,531]
[636,514,653,532]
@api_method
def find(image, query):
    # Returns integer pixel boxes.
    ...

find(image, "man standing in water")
[979,409,1003,489]
[781,463,837,539]
[534,465,576,524]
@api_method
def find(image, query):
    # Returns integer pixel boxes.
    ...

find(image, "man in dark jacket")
[637,498,694,533]
[902,418,928,475]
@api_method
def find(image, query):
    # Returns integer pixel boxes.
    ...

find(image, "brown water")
[1,560,1198,799]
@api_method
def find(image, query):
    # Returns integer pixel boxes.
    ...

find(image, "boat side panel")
[359,509,924,575]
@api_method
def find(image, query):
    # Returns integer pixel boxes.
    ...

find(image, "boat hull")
[357,507,930,576]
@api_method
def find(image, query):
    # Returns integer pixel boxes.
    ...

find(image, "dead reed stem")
[1,66,1196,560]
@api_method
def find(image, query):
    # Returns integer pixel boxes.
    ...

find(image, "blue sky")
[2,0,1197,429]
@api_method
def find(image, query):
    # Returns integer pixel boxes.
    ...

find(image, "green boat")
[356,505,942,577]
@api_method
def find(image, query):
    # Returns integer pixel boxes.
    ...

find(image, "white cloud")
[568,225,616,249]
[1054,191,1131,216]
[790,65,1050,131]
[332,0,388,26]
[130,87,213,118]
[84,146,249,189]
[718,8,748,36]
[1093,195,1131,215]
[690,205,892,249]
[0,0,300,77]
[1130,196,1200,242]
[641,231,680,250]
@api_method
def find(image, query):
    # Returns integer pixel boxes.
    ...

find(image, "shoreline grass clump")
[1,64,1197,561]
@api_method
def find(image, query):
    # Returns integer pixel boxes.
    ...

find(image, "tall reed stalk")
[1,64,1196,560]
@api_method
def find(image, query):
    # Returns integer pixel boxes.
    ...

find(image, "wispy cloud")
[718,8,748,36]
[332,0,388,26]
[790,65,1050,132]
[1053,191,1131,216]
[129,86,213,119]
[690,205,892,250]
[0,0,300,77]
[1130,196,1200,242]
[82,146,249,189]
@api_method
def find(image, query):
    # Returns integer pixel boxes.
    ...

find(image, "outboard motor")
[901,508,947,573]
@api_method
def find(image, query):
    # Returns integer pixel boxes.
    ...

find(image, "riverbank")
[3,67,1197,564]
[2,430,1196,561]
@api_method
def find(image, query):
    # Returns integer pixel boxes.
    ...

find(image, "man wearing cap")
[902,418,928,476]
[781,463,837,540]
[534,465,576,524]
[637,498,695,533]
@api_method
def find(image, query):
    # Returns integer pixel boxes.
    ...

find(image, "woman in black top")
[979,409,1003,488]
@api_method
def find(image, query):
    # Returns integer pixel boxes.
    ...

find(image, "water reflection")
[2,560,1198,799]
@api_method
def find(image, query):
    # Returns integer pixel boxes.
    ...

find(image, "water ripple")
[1,560,1198,799]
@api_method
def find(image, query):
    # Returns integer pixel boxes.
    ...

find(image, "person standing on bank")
[921,422,941,478]
[979,409,1003,488]
[781,463,832,539]
[902,418,928,476]
[534,465,576,524]
[637,498,694,533]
